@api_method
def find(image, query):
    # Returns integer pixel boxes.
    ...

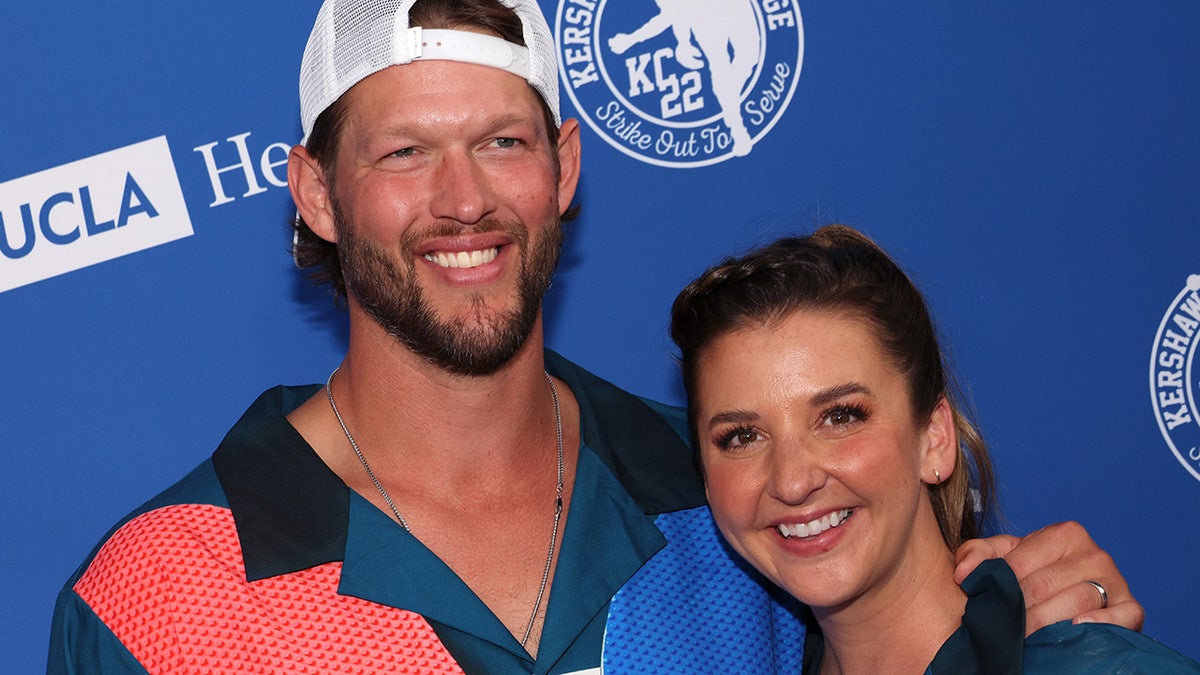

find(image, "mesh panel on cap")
[508,0,559,126]
[298,0,559,141]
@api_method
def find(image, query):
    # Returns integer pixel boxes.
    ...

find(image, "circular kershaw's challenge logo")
[556,0,803,168]
[1150,274,1200,483]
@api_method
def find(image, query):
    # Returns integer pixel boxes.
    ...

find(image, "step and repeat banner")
[3,1,1198,670]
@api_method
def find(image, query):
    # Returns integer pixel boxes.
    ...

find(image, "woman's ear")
[923,397,958,484]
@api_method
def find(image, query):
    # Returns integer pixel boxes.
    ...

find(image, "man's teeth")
[777,509,852,539]
[424,247,498,269]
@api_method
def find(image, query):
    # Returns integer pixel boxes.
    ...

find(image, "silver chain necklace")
[325,367,565,648]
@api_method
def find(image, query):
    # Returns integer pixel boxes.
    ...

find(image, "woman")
[670,225,1198,673]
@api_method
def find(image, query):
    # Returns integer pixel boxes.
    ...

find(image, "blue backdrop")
[3,2,1198,671]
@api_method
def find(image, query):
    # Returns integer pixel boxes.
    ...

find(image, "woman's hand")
[955,521,1144,635]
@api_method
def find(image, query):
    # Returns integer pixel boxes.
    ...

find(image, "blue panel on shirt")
[604,505,807,673]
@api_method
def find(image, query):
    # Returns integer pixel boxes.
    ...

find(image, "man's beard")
[334,200,563,376]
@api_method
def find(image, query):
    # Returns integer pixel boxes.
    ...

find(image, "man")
[49,0,1142,672]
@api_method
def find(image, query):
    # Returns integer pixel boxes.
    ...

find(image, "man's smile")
[423,247,500,269]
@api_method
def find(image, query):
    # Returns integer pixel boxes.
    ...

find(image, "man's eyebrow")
[368,112,538,141]
[485,112,535,130]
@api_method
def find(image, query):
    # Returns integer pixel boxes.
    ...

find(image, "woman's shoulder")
[1024,621,1200,674]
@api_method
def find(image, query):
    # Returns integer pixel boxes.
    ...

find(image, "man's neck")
[336,325,552,473]
[286,316,581,658]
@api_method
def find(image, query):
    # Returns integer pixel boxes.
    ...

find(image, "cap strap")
[403,27,531,79]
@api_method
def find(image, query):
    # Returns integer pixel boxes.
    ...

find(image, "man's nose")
[429,149,495,225]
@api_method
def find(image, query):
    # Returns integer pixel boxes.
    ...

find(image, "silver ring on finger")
[1085,580,1109,609]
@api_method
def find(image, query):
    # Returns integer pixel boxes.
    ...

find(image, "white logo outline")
[557,0,804,168]
[1149,274,1200,483]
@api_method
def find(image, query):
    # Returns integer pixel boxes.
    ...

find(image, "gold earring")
[933,469,941,484]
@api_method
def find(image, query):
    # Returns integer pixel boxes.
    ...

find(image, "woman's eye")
[828,409,854,425]
[717,428,762,450]
[821,405,866,428]
[733,430,758,445]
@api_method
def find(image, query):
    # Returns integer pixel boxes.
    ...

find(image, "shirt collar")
[213,351,705,582]
[802,559,1027,674]
[544,349,705,514]
[929,558,1025,671]
[337,447,669,665]
[211,384,346,582]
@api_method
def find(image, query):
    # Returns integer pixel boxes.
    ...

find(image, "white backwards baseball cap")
[298,0,560,143]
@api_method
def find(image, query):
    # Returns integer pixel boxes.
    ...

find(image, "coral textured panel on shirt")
[74,503,464,674]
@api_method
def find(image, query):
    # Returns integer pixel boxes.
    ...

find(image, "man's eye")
[494,137,519,148]
[390,147,415,158]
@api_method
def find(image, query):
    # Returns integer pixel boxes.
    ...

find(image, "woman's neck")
[814,543,967,675]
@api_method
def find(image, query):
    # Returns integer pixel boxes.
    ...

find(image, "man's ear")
[923,397,958,484]
[555,118,582,215]
[288,145,337,243]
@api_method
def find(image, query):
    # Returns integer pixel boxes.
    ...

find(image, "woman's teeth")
[777,509,852,539]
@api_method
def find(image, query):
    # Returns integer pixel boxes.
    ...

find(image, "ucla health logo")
[557,0,803,168]
[1150,274,1200,483]
[0,136,193,293]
